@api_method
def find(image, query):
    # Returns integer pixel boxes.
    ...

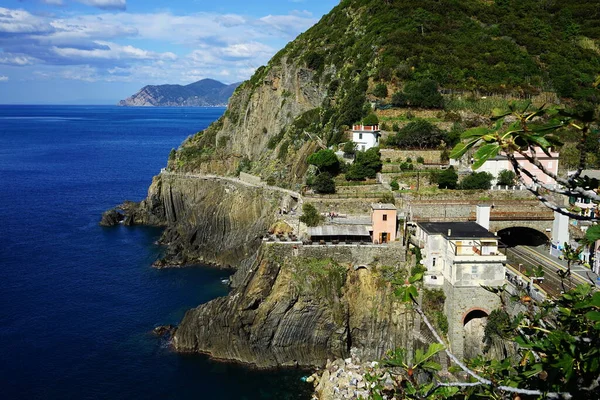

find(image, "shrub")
[307,149,340,174]
[313,172,336,194]
[400,162,413,171]
[406,157,413,163]
[390,180,399,191]
[373,83,388,98]
[497,169,516,186]
[391,92,408,107]
[377,192,395,205]
[342,141,357,156]
[403,79,444,109]
[362,113,379,126]
[387,120,446,149]
[300,203,323,227]
[460,172,494,190]
[346,147,383,180]
[416,156,425,164]
[438,166,458,189]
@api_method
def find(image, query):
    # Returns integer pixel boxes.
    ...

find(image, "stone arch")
[497,226,550,247]
[462,307,489,326]
[353,264,369,271]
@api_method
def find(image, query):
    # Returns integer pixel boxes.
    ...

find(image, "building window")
[471,266,478,274]
[432,258,436,267]
[359,133,363,140]
[383,214,387,221]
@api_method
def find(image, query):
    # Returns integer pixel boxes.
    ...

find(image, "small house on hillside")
[371,203,397,244]
[352,124,380,151]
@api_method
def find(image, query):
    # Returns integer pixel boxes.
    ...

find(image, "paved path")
[160,169,303,201]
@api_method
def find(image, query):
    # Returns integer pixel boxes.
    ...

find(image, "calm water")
[0,106,312,399]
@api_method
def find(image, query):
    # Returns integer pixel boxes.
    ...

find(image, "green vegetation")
[313,172,336,194]
[362,113,379,126]
[390,179,399,191]
[437,166,458,189]
[422,288,448,335]
[346,147,383,181]
[307,149,340,174]
[372,83,388,99]
[299,203,323,227]
[386,119,448,149]
[460,171,494,190]
[497,169,516,186]
[342,141,357,156]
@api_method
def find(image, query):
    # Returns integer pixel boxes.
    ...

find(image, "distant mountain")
[118,79,240,107]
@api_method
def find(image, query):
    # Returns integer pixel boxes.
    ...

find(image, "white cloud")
[0,75,8,81]
[43,0,64,5]
[0,53,38,66]
[52,41,176,61]
[0,7,55,34]
[75,0,126,11]
[0,6,319,85]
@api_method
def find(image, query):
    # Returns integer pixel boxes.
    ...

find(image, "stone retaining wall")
[239,171,262,186]
[380,149,443,164]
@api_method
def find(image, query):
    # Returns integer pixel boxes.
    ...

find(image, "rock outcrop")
[172,245,419,368]
[109,174,284,267]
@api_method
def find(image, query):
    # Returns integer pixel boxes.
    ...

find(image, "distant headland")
[118,78,240,107]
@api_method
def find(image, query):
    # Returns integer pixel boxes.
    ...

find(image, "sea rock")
[99,209,124,226]
[152,324,176,338]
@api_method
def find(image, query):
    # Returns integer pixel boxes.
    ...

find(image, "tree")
[438,166,458,189]
[403,79,444,109]
[388,119,447,149]
[390,180,399,191]
[346,147,382,181]
[362,113,379,126]
[307,149,340,175]
[312,172,336,194]
[299,203,323,227]
[391,91,408,107]
[450,89,600,221]
[497,169,516,186]
[342,141,357,157]
[373,83,388,99]
[460,171,494,190]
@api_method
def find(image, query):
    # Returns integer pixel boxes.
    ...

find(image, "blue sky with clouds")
[0,0,338,104]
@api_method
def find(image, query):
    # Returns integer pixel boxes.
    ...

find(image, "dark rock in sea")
[153,325,177,338]
[99,209,124,226]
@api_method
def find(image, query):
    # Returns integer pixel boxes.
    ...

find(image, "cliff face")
[121,174,284,267]
[173,245,418,368]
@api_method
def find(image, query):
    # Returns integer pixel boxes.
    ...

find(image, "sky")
[0,0,338,104]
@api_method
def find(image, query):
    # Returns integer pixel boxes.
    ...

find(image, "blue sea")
[0,105,312,399]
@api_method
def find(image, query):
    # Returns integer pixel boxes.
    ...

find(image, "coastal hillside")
[167,0,600,185]
[118,78,240,107]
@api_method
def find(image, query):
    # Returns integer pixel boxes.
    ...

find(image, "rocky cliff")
[107,173,288,267]
[172,244,421,368]
[118,78,239,107]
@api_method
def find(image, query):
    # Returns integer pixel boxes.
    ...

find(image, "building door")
[380,232,388,243]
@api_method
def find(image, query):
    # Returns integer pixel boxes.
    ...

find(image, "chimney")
[476,204,491,230]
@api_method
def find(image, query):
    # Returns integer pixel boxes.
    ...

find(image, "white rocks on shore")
[310,350,396,400]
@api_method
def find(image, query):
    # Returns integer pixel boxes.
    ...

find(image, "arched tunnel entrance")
[463,308,489,359]
[497,227,550,248]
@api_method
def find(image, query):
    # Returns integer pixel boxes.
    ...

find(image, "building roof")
[371,203,396,211]
[308,225,371,237]
[417,221,497,239]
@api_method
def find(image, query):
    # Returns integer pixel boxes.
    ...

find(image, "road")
[505,245,597,298]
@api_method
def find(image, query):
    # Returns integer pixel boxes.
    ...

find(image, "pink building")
[478,148,559,187]
[371,203,397,244]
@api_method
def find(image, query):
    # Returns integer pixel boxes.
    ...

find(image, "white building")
[477,149,559,187]
[414,221,506,287]
[352,124,380,151]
